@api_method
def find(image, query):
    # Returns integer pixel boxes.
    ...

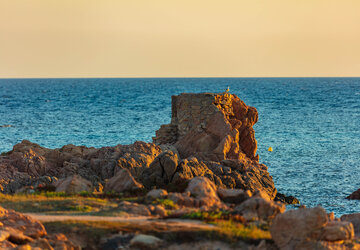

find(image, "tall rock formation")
[153,93,259,161]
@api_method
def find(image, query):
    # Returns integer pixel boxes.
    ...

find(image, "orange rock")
[153,93,259,161]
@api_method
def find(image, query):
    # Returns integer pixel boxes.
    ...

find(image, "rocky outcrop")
[270,206,357,250]
[0,140,161,193]
[150,93,277,199]
[346,188,360,200]
[140,155,276,199]
[0,206,79,249]
[153,93,259,161]
[0,92,278,201]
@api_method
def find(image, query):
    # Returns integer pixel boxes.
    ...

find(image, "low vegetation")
[0,192,125,215]
[152,198,178,209]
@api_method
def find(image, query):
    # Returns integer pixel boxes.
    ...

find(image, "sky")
[1,0,360,78]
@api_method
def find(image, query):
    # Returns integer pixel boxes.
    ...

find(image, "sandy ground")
[25,213,216,230]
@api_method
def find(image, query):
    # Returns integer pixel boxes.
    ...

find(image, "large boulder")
[104,169,143,193]
[341,213,360,236]
[270,206,355,250]
[55,175,93,194]
[234,195,285,221]
[185,177,221,207]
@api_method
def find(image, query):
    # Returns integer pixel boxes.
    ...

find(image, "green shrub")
[152,199,177,209]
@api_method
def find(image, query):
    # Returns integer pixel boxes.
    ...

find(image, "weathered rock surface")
[217,188,252,204]
[104,169,143,193]
[185,177,221,207]
[55,174,93,194]
[145,189,168,203]
[0,140,161,193]
[153,93,259,161]
[270,206,356,250]
[341,213,360,236]
[235,195,285,221]
[0,206,80,249]
[140,156,277,199]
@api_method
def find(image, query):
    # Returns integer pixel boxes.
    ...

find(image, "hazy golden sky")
[1,0,360,78]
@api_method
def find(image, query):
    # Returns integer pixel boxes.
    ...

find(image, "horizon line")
[1,76,360,80]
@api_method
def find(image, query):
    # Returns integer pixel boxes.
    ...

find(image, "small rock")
[130,234,162,250]
[217,188,251,204]
[321,221,354,241]
[0,230,10,242]
[275,192,300,205]
[154,205,167,217]
[235,196,285,221]
[341,213,360,236]
[55,175,93,194]
[145,189,168,203]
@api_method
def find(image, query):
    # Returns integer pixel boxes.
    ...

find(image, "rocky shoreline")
[0,92,359,249]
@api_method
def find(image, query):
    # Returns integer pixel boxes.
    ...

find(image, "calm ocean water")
[0,78,359,215]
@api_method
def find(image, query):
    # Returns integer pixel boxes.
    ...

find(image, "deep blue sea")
[0,78,359,216]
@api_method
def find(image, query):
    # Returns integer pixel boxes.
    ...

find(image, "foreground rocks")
[341,213,360,236]
[0,206,79,249]
[270,206,358,250]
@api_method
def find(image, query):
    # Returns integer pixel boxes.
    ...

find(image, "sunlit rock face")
[149,93,276,199]
[153,93,259,162]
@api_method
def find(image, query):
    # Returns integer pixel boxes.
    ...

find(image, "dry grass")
[0,193,118,215]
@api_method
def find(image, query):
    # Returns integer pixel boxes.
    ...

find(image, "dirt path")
[25,213,216,231]
[24,213,151,222]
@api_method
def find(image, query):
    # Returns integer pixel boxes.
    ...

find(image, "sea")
[0,78,359,216]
